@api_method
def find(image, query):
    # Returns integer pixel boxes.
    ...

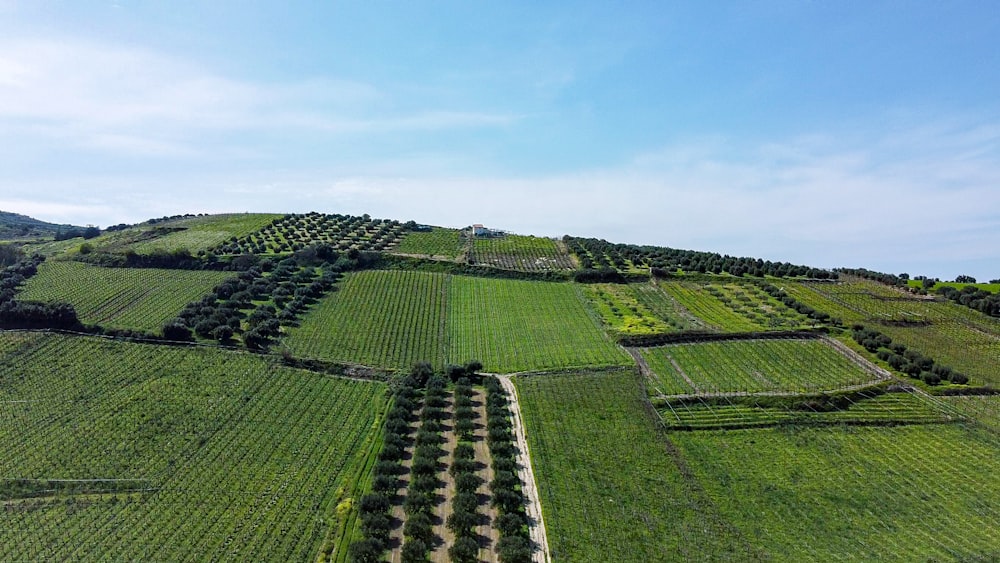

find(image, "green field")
[0,332,386,561]
[392,228,464,258]
[447,276,628,372]
[516,371,758,562]
[640,338,885,396]
[283,271,628,373]
[660,390,953,430]
[658,281,765,332]
[908,279,1000,293]
[214,212,403,255]
[581,283,673,336]
[16,261,232,331]
[944,395,1000,434]
[673,424,1000,561]
[282,269,448,369]
[471,234,575,271]
[784,280,1000,387]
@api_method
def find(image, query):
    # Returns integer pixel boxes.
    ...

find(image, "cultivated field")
[639,338,884,396]
[447,277,629,373]
[470,235,575,272]
[282,270,448,369]
[673,424,1000,561]
[16,261,233,331]
[391,228,464,259]
[516,371,760,562]
[0,332,387,560]
[214,212,403,255]
[785,280,1000,387]
[284,272,628,373]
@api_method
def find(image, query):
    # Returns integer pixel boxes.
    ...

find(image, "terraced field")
[0,332,387,561]
[785,280,1000,387]
[639,338,885,396]
[16,261,233,331]
[673,424,1000,561]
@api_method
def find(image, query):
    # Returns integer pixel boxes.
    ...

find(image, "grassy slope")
[0,332,386,561]
[17,261,232,331]
[516,371,759,562]
[673,424,1000,561]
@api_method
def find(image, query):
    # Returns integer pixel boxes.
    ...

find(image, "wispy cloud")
[0,37,516,157]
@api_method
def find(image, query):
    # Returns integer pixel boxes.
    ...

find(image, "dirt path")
[497,376,551,563]
[821,336,893,380]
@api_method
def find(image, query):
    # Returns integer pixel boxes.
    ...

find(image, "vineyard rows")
[672,424,1000,560]
[283,271,629,374]
[0,332,387,561]
[581,283,676,336]
[470,235,575,272]
[783,280,1000,387]
[516,371,758,562]
[214,212,404,255]
[639,338,885,396]
[390,228,464,259]
[17,262,232,331]
[659,390,952,430]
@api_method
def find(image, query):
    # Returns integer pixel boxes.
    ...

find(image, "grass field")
[944,395,1000,434]
[673,424,1000,561]
[640,338,884,396]
[516,371,759,562]
[447,276,628,372]
[0,332,387,561]
[16,261,232,331]
[391,228,464,258]
[470,235,575,271]
[658,281,765,332]
[581,283,674,336]
[282,269,449,369]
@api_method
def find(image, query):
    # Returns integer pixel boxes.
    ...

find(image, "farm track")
[472,388,500,563]
[497,375,551,563]
[429,397,457,563]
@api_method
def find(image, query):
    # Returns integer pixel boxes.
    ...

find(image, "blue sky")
[1,1,998,280]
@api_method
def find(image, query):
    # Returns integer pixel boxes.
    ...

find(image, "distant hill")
[0,211,84,240]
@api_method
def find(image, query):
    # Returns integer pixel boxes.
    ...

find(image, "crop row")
[672,424,1000,560]
[470,235,575,272]
[0,332,387,560]
[284,271,629,373]
[640,338,883,396]
[390,228,464,259]
[17,261,232,332]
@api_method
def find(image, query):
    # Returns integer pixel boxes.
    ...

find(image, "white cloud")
[0,37,516,157]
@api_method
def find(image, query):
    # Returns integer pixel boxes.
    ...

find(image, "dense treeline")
[852,326,967,385]
[484,377,534,563]
[935,285,1000,318]
[836,268,906,286]
[566,237,836,279]
[351,366,423,562]
[168,245,375,348]
[0,254,81,330]
[446,377,483,562]
[759,283,840,326]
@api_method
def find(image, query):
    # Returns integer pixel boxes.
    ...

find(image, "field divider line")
[496,375,551,563]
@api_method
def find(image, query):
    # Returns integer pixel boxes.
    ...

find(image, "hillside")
[0,211,997,562]
[0,210,84,240]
